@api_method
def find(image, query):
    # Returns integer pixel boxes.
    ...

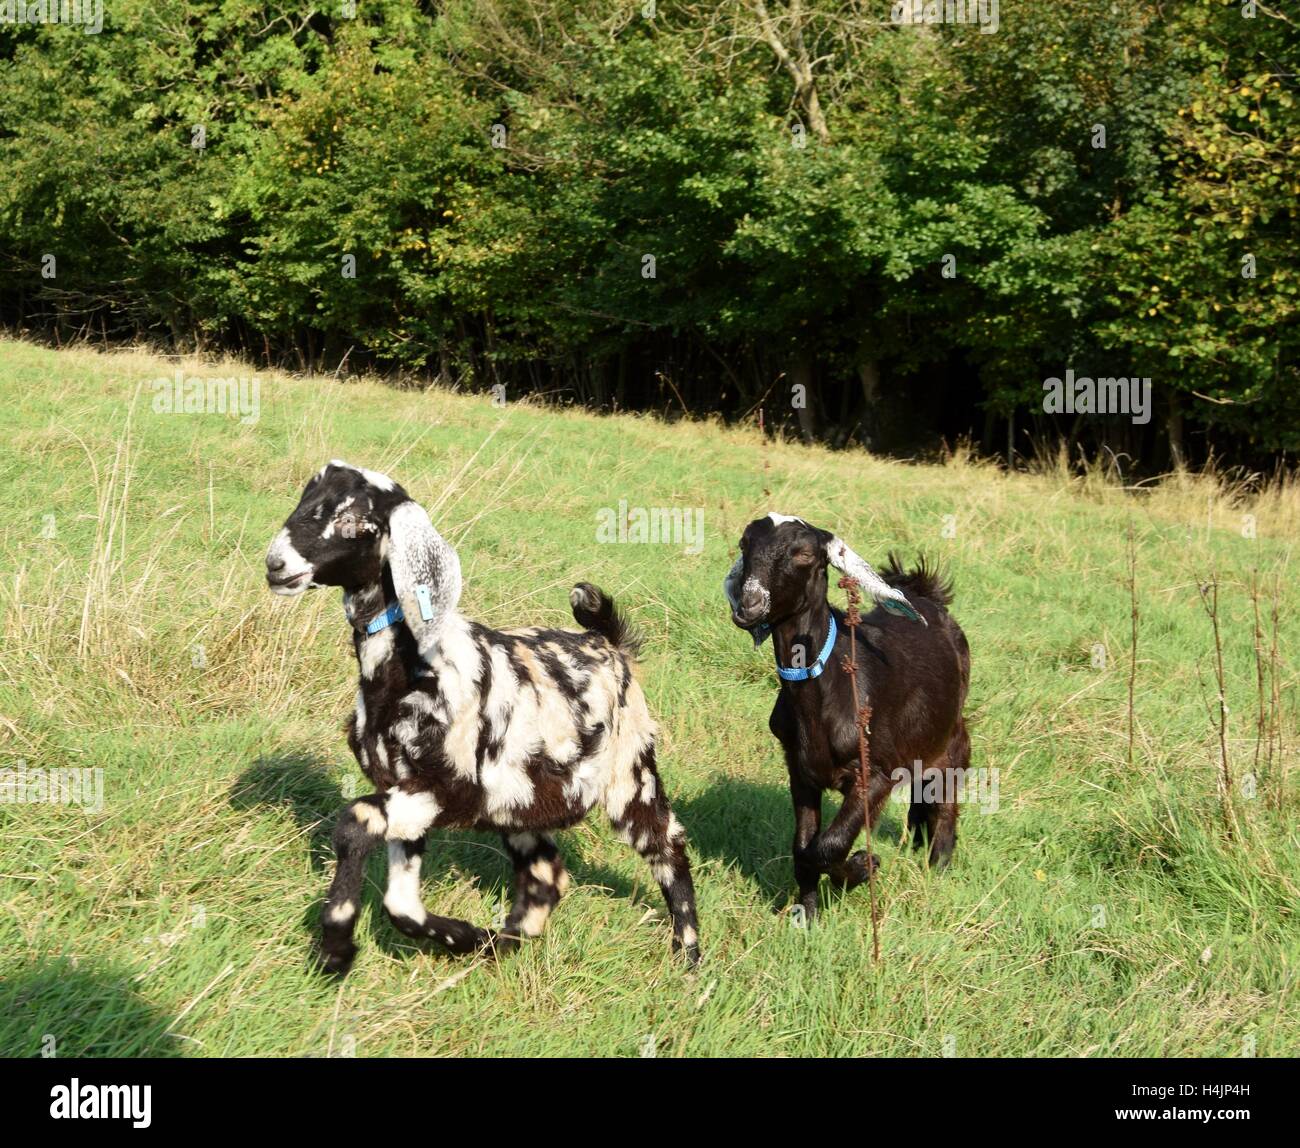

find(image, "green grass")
[0,337,1296,1058]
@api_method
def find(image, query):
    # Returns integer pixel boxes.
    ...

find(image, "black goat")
[266,461,699,975]
[725,514,970,918]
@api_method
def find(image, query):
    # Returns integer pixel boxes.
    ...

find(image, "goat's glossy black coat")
[733,517,970,915]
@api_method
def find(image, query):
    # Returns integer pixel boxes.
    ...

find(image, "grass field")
[0,337,1296,1058]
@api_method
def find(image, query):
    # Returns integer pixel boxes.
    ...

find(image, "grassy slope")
[0,338,1295,1058]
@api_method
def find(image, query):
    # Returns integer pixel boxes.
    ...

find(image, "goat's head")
[724,513,922,640]
[725,514,834,635]
[265,461,462,627]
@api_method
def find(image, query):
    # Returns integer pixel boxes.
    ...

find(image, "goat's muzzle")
[265,528,315,595]
[732,580,770,628]
[266,568,312,593]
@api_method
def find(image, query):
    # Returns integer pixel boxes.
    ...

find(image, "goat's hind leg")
[493,832,568,956]
[907,786,958,871]
[907,738,964,871]
[922,720,967,870]
[608,745,700,965]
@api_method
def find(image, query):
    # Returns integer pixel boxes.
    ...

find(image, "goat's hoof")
[783,894,820,922]
[478,930,522,960]
[438,925,494,957]
[927,850,953,873]
[318,942,357,979]
[828,850,880,891]
[673,938,702,967]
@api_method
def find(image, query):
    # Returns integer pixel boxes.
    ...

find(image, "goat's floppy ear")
[723,555,744,614]
[824,535,926,625]
[386,500,462,636]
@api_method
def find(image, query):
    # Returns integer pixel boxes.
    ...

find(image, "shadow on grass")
[228,755,906,966]
[673,774,909,908]
[228,754,655,966]
[0,958,180,1057]
[229,752,343,873]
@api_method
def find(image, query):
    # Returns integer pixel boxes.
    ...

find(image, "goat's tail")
[883,552,955,608]
[570,583,643,658]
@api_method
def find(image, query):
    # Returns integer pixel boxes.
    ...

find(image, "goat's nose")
[266,554,286,573]
[740,587,765,614]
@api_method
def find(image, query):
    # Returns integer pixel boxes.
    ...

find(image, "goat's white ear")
[825,536,926,625]
[387,501,461,635]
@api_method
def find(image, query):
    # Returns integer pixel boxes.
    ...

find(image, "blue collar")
[353,584,438,635]
[775,613,838,681]
[364,602,405,634]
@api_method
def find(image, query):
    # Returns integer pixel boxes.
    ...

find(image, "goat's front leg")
[789,775,823,918]
[369,788,492,956]
[794,779,863,875]
[320,795,388,977]
[382,838,493,955]
[796,771,892,893]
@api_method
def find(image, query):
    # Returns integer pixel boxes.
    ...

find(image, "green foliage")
[1,0,1296,456]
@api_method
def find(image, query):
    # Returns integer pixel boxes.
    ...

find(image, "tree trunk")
[857,358,880,450]
[791,354,816,443]
[1167,392,1187,471]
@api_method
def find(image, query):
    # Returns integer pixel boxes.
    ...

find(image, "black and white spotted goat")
[265,461,700,976]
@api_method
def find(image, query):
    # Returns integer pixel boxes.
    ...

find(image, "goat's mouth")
[731,608,765,630]
[267,569,313,595]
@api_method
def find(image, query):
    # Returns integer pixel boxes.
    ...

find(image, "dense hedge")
[1,2,1296,466]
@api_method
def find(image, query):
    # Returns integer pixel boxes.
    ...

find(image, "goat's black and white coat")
[266,461,699,975]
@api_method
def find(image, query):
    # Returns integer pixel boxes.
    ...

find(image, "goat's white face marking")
[320,496,357,540]
[265,528,314,595]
